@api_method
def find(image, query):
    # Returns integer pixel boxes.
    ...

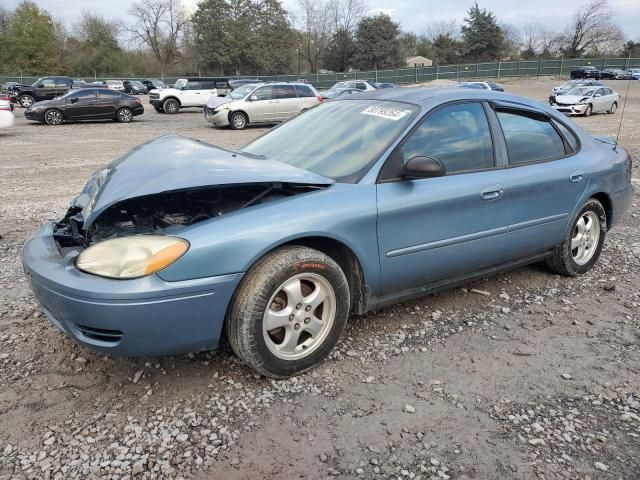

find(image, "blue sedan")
[22,88,633,378]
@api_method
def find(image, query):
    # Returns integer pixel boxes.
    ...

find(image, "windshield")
[241,100,419,182]
[566,87,596,96]
[230,84,257,99]
[330,82,349,91]
[174,79,187,89]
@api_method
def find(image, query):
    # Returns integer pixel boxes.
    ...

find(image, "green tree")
[621,40,640,57]
[354,13,402,70]
[192,0,231,74]
[431,34,463,65]
[254,0,293,74]
[461,2,505,61]
[325,27,357,72]
[6,1,60,74]
[68,11,125,77]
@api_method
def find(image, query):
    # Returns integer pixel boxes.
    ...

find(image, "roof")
[406,56,432,63]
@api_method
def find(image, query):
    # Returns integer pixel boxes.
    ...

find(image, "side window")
[200,81,215,89]
[274,85,298,99]
[187,81,201,90]
[72,89,96,100]
[42,79,56,88]
[403,102,494,174]
[98,89,119,100]
[552,120,579,152]
[496,109,566,165]
[215,81,229,88]
[294,85,315,98]
[253,86,273,101]
[55,79,69,88]
[355,82,367,90]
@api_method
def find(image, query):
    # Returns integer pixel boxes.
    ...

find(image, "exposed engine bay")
[53,183,323,249]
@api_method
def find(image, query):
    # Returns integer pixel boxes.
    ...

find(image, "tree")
[461,2,505,61]
[253,0,294,74]
[353,13,402,70]
[5,1,60,74]
[431,33,463,65]
[501,23,522,59]
[69,11,124,76]
[192,0,230,74]
[561,0,625,57]
[126,0,189,77]
[295,0,334,73]
[325,27,357,71]
[324,0,367,71]
[621,40,640,58]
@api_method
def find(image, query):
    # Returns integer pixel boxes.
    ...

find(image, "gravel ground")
[0,78,639,480]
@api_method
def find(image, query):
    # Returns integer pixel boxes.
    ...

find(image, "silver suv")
[204,82,321,129]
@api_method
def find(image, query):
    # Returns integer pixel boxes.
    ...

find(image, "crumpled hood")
[205,96,233,109]
[74,134,334,229]
[555,95,587,104]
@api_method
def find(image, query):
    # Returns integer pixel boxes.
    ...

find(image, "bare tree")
[125,0,189,76]
[329,0,367,33]
[501,23,522,59]
[562,0,625,57]
[294,0,334,73]
[423,20,460,41]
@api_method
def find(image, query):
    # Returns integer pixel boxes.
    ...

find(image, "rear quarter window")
[294,85,315,97]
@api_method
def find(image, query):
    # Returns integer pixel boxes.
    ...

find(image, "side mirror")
[69,98,78,103]
[594,93,601,97]
[403,156,446,179]
[36,84,44,88]
[249,95,258,101]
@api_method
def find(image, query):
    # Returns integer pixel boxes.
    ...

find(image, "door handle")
[570,170,584,183]
[481,185,504,201]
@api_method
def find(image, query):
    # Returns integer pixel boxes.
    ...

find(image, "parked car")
[229,79,262,90]
[9,76,73,108]
[22,88,633,378]
[322,88,362,99]
[570,66,601,79]
[1,81,19,93]
[142,79,167,91]
[373,82,400,89]
[0,93,14,111]
[0,97,15,129]
[549,79,604,104]
[123,80,148,95]
[628,69,640,80]
[24,88,144,125]
[552,86,619,116]
[150,77,230,113]
[105,80,125,92]
[326,80,378,93]
[456,81,504,91]
[600,69,630,80]
[204,82,322,129]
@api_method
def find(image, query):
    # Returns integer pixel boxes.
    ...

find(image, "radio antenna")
[615,53,633,145]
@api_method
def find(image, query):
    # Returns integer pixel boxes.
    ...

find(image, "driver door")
[376,101,508,294]
[65,89,97,119]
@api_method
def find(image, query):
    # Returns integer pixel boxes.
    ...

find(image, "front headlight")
[76,235,189,279]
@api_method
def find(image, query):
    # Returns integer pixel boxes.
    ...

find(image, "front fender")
[157,183,381,295]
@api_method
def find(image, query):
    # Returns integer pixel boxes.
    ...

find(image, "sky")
[4,0,640,38]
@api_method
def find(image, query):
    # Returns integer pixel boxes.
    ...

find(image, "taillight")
[316,95,323,103]
[0,105,10,111]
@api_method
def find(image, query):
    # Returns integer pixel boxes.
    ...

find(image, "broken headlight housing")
[76,235,189,279]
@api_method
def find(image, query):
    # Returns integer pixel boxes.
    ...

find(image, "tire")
[44,109,63,125]
[116,107,133,123]
[545,198,606,277]
[226,246,350,378]
[19,95,34,108]
[229,111,248,130]
[584,104,593,117]
[608,102,617,114]
[163,98,180,114]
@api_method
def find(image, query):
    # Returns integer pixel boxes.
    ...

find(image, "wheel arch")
[162,96,181,106]
[228,109,249,123]
[590,192,613,230]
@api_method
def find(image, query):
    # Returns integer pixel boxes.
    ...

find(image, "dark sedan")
[123,80,148,94]
[601,69,631,80]
[570,66,601,80]
[24,88,144,125]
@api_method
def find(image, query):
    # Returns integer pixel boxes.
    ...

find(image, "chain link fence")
[3,57,640,90]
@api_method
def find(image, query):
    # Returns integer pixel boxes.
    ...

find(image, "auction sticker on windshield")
[361,105,412,121]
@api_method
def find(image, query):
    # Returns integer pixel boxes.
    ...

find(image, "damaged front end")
[52,182,325,248]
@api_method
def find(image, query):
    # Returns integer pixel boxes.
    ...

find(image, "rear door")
[294,84,320,109]
[65,89,97,119]
[247,86,275,122]
[273,85,302,120]
[592,88,607,112]
[376,101,509,293]
[95,89,120,118]
[490,103,589,258]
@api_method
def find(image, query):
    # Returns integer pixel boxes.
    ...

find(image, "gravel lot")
[1,78,639,480]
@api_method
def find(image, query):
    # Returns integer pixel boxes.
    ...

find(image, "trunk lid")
[75,134,333,229]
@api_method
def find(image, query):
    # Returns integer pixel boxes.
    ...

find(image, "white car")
[553,86,619,116]
[204,82,322,129]
[106,80,125,92]
[0,98,16,129]
[323,80,377,94]
[149,77,229,114]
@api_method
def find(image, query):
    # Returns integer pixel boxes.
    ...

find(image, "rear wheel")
[163,98,180,114]
[229,111,248,130]
[44,109,63,125]
[116,107,133,123]
[545,198,606,276]
[608,102,617,114]
[19,95,34,108]
[226,246,350,378]
[584,104,593,117]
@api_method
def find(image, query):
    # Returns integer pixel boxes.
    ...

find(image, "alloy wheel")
[571,211,600,266]
[233,114,246,129]
[118,108,133,122]
[45,110,63,125]
[262,273,336,360]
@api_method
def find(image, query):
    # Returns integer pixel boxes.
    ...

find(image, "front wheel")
[226,246,350,378]
[229,111,248,130]
[545,198,606,276]
[163,98,180,114]
[19,95,34,108]
[44,109,63,125]
[116,107,133,123]
[608,102,617,114]
[584,104,593,117]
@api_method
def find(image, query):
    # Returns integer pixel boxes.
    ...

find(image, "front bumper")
[22,223,243,356]
[552,103,588,115]
[203,107,230,127]
[24,109,44,121]
[0,111,15,128]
